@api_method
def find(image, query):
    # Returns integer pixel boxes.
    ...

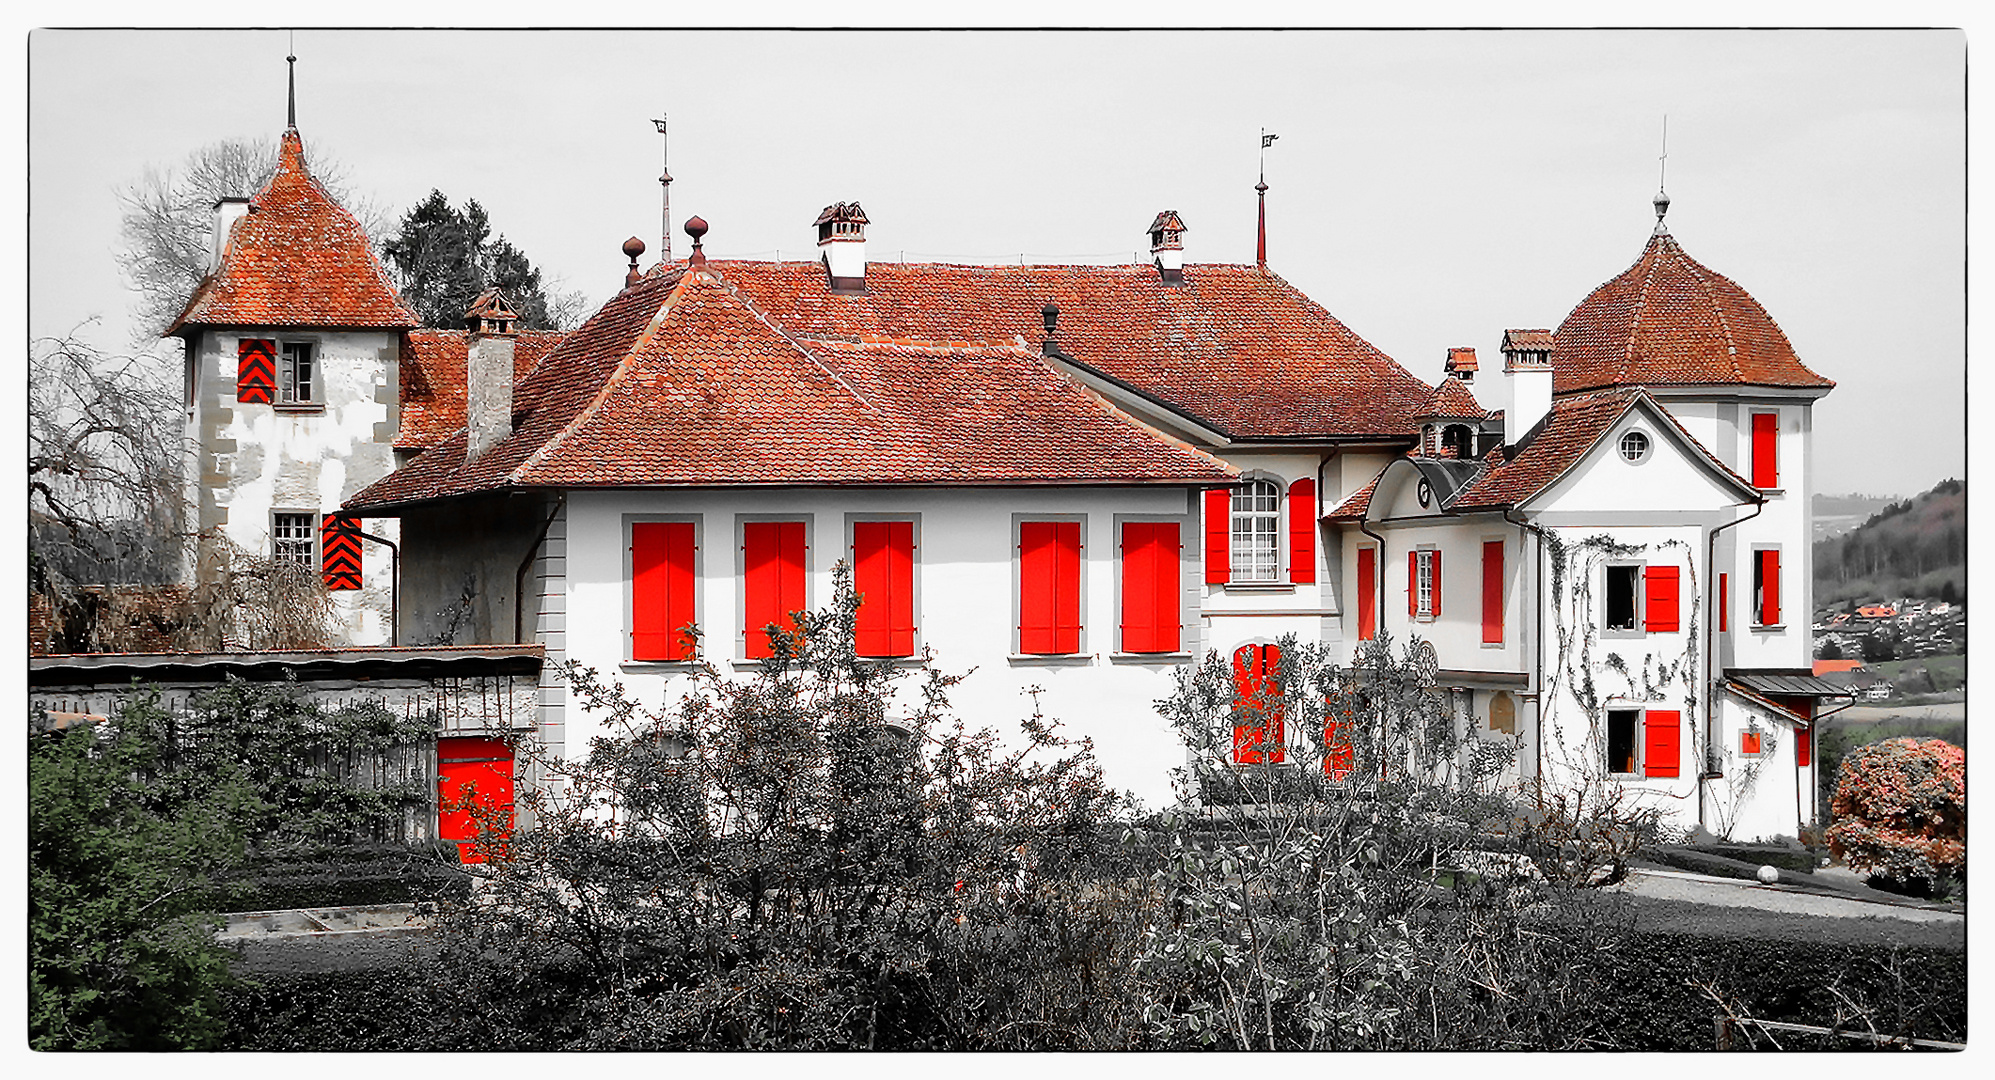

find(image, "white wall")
[1708,694,1810,841]
[559,485,1203,810]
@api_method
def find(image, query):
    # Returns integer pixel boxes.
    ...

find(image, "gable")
[1530,397,1757,514]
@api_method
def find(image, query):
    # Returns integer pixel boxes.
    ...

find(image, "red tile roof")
[397,328,566,450]
[1417,376,1488,420]
[707,260,1432,440]
[169,130,416,334]
[1325,472,1383,520]
[1502,329,1555,353]
[1552,230,1833,394]
[1445,346,1478,373]
[347,267,1234,510]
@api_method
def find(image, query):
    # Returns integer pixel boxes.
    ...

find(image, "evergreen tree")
[382,191,577,330]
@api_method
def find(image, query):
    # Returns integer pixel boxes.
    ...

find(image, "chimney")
[814,201,869,293]
[1445,346,1478,384]
[211,197,251,273]
[465,288,519,461]
[1147,210,1188,285]
[1500,329,1555,450]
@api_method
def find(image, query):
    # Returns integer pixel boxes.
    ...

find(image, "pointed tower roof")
[1416,375,1488,421]
[169,129,416,335]
[1551,228,1831,395]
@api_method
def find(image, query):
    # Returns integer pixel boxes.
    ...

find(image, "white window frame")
[1230,477,1283,583]
[272,511,318,570]
[1751,544,1784,629]
[1617,429,1651,463]
[1602,561,1644,636]
[1605,705,1643,777]
[1414,548,1437,620]
[277,340,317,406]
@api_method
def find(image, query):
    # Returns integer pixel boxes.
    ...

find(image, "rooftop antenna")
[1256,128,1278,268]
[652,114,673,263]
[1653,115,1671,234]
[286,32,298,130]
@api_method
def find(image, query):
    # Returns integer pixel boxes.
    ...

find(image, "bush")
[1826,738,1964,894]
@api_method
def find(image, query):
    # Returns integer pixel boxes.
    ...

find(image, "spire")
[286,40,297,131]
[1256,128,1277,269]
[1652,115,1671,236]
[652,115,673,263]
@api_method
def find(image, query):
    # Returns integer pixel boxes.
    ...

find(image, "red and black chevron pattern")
[237,339,276,404]
[321,514,363,591]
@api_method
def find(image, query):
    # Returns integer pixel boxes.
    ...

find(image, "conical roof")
[169,129,416,334]
[1552,230,1831,394]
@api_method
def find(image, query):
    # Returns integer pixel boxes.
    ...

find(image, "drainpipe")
[1502,507,1548,804]
[355,529,400,647]
[514,494,567,645]
[1702,496,1765,833]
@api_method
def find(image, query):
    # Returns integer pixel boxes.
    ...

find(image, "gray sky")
[27,27,1965,498]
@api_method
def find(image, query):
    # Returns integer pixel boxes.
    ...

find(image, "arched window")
[1441,424,1474,458]
[1231,478,1282,582]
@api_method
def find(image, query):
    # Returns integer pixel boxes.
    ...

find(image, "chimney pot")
[1147,210,1187,284]
[211,196,251,274]
[465,288,519,461]
[1500,329,1555,449]
[814,201,869,292]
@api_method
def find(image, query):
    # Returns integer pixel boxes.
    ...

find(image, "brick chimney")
[814,201,869,293]
[211,196,251,274]
[465,288,519,461]
[1147,210,1188,285]
[1500,329,1555,449]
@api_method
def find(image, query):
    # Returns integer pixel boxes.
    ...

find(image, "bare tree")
[116,137,392,340]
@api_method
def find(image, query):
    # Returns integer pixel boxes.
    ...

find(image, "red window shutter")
[1796,723,1813,768]
[1760,549,1781,626]
[1231,644,1285,764]
[1750,412,1778,488]
[743,521,806,659]
[1481,540,1503,643]
[1121,522,1181,653]
[1287,479,1316,583]
[320,514,362,591]
[236,339,276,404]
[1204,488,1231,585]
[1407,551,1419,618]
[631,521,696,660]
[1357,547,1377,641]
[1719,572,1729,633]
[1018,521,1081,654]
[437,736,515,864]
[1644,710,1681,778]
[1323,708,1354,780]
[1431,549,1441,618]
[1644,565,1680,632]
[1741,731,1762,755]
[853,521,915,657]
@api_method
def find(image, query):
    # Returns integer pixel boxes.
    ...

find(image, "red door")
[438,736,515,863]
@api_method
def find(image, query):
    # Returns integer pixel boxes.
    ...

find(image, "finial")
[685,215,708,268]
[652,115,673,262]
[622,236,646,288]
[1256,128,1277,269]
[286,34,298,130]
[1653,115,1671,233]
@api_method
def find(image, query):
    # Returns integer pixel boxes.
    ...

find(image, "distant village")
[1811,597,1964,702]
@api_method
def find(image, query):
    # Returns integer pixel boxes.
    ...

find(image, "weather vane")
[1256,128,1278,268]
[652,114,672,262]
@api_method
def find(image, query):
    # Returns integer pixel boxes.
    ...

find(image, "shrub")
[1826,738,1964,893]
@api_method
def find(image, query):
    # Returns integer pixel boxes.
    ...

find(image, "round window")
[1618,430,1651,463]
[1416,478,1433,507]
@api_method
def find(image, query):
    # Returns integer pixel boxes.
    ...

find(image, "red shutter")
[1644,565,1680,632]
[744,521,806,659]
[1323,707,1354,780]
[1481,540,1504,644]
[1407,551,1419,618]
[1121,522,1181,653]
[1719,572,1729,633]
[1430,549,1441,618]
[632,521,696,660]
[1644,710,1681,778]
[1357,547,1377,641]
[1231,644,1285,764]
[320,514,362,591]
[236,339,276,404]
[1204,488,1231,585]
[1287,479,1316,584]
[853,521,915,657]
[1751,412,1779,488]
[1741,731,1762,755]
[1019,521,1080,654]
[1796,723,1813,768]
[437,736,515,864]
[1760,549,1781,626]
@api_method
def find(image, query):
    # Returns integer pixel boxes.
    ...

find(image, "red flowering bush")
[1826,738,1965,892]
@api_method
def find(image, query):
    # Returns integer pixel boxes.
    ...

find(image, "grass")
[1865,653,1965,692]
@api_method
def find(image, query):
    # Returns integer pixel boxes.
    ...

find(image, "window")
[1018,520,1082,654]
[631,521,697,661]
[278,342,316,405]
[1740,730,1764,756]
[1356,546,1377,641]
[1481,540,1504,644]
[1120,521,1181,653]
[743,521,807,659]
[1605,564,1640,631]
[852,520,915,657]
[1230,643,1284,765]
[273,512,316,569]
[1607,707,1680,777]
[1750,412,1778,489]
[1408,549,1439,620]
[1719,572,1729,633]
[1618,430,1651,462]
[1606,708,1640,774]
[1753,549,1782,626]
[1796,723,1812,768]
[1230,478,1281,582]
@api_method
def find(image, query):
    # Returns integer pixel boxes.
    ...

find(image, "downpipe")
[1502,507,1548,806]
[1702,495,1765,833]
[354,527,400,647]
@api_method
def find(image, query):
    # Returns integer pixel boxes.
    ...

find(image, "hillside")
[1812,492,1898,541]
[1813,478,1965,608]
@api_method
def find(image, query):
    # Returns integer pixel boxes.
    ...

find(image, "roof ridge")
[1621,234,1668,388]
[1675,240,1748,384]
[1028,349,1238,479]
[715,273,887,419]
[510,276,686,484]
